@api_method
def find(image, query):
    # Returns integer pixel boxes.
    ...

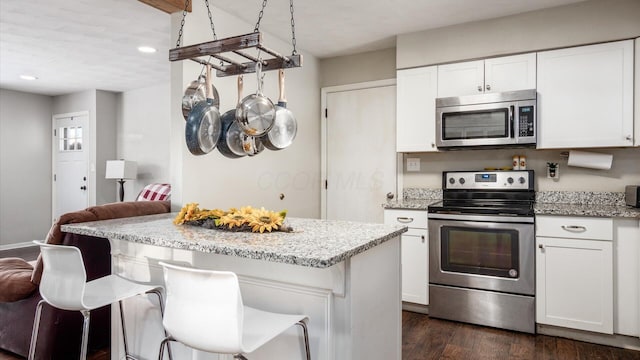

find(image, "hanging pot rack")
[169,0,302,78]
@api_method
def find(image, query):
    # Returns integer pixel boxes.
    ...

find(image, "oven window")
[442,109,509,140]
[441,226,519,278]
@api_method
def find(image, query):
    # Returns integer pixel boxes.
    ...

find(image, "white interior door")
[324,83,396,223]
[54,115,89,218]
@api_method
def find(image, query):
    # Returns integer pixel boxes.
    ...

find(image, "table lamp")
[105,160,137,202]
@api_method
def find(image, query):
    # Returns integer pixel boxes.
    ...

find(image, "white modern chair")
[29,241,172,360]
[157,262,311,360]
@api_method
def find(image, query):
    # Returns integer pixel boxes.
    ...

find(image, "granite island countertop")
[61,213,408,269]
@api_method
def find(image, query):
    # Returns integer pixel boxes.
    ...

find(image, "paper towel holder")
[567,150,613,170]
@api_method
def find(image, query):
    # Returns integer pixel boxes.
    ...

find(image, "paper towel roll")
[567,150,613,170]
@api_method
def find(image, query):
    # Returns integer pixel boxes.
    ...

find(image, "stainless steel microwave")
[435,89,536,149]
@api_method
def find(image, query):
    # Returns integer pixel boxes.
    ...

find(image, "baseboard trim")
[0,241,37,251]
[537,324,640,350]
[403,302,429,315]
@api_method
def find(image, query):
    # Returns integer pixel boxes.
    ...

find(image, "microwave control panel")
[518,106,535,137]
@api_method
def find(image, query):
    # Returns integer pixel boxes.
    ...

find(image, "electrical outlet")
[407,158,420,172]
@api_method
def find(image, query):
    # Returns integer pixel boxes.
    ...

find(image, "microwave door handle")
[509,105,515,139]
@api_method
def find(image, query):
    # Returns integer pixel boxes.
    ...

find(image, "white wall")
[171,4,321,217]
[320,48,396,87]
[116,83,171,201]
[96,90,118,204]
[397,0,640,68]
[402,148,640,193]
[0,89,52,246]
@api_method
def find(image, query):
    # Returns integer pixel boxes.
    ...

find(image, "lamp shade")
[105,160,137,180]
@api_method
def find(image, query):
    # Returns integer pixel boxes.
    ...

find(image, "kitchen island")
[62,213,407,360]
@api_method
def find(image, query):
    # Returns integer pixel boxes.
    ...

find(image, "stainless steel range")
[427,170,535,333]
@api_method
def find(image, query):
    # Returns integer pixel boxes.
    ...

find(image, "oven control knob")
[459,178,465,185]
[449,178,455,184]
[507,177,514,184]
[518,177,526,184]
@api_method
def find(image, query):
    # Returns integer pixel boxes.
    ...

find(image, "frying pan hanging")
[262,69,297,150]
[182,74,220,120]
[185,64,221,155]
[217,75,247,158]
[235,61,276,137]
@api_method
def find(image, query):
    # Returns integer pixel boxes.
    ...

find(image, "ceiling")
[0,0,585,96]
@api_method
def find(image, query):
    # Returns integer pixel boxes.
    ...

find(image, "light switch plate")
[407,158,420,172]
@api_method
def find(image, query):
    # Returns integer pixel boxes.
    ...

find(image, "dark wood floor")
[403,311,640,360]
[2,311,639,359]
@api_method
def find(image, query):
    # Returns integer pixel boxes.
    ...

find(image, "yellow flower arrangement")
[173,203,289,233]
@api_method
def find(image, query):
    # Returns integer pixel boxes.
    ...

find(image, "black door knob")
[80,186,87,190]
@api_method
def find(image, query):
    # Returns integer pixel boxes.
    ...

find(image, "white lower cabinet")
[384,209,428,305]
[613,219,640,337]
[536,215,614,334]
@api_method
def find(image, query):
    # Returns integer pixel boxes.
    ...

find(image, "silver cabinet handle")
[386,192,395,200]
[477,85,483,92]
[421,235,425,243]
[396,217,414,223]
[561,225,587,232]
[538,244,544,249]
[626,135,633,141]
[486,84,491,91]
[431,142,435,148]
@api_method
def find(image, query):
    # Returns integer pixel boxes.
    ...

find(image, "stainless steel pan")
[235,61,275,137]
[185,64,221,155]
[217,75,247,158]
[182,74,219,120]
[262,69,297,150]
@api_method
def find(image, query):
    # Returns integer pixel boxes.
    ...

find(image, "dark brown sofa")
[0,201,170,359]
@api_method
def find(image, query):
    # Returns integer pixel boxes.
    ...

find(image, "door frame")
[320,79,402,219]
[51,111,91,220]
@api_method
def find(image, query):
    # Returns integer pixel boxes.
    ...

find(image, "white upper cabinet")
[537,40,634,149]
[437,53,536,98]
[396,66,438,152]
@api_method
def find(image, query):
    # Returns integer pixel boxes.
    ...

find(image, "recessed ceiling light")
[20,74,38,80]
[137,46,157,53]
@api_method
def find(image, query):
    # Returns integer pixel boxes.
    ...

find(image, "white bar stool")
[157,262,311,360]
[29,241,172,360]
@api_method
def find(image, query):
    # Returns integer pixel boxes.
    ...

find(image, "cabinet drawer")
[536,215,613,241]
[384,209,428,229]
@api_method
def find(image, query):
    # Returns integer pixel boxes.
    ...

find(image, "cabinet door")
[614,219,640,337]
[396,67,438,152]
[537,40,634,149]
[437,60,484,98]
[401,231,428,305]
[484,53,536,93]
[536,236,613,334]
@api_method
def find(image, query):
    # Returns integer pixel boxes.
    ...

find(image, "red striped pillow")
[136,183,171,201]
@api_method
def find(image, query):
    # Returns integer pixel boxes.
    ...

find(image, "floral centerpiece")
[173,203,292,233]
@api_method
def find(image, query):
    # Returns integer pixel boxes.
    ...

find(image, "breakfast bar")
[62,213,407,360]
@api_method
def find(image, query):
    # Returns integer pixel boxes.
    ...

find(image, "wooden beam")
[138,0,191,14]
[169,33,262,62]
[217,55,303,77]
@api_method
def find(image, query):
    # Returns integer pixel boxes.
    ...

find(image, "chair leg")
[27,300,45,360]
[119,300,134,360]
[296,319,311,360]
[158,337,176,360]
[148,289,173,360]
[80,310,91,360]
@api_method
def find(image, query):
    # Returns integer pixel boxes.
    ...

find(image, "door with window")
[54,114,89,219]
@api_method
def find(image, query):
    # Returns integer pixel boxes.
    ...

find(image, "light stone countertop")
[383,199,441,210]
[61,213,407,268]
[534,203,640,219]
